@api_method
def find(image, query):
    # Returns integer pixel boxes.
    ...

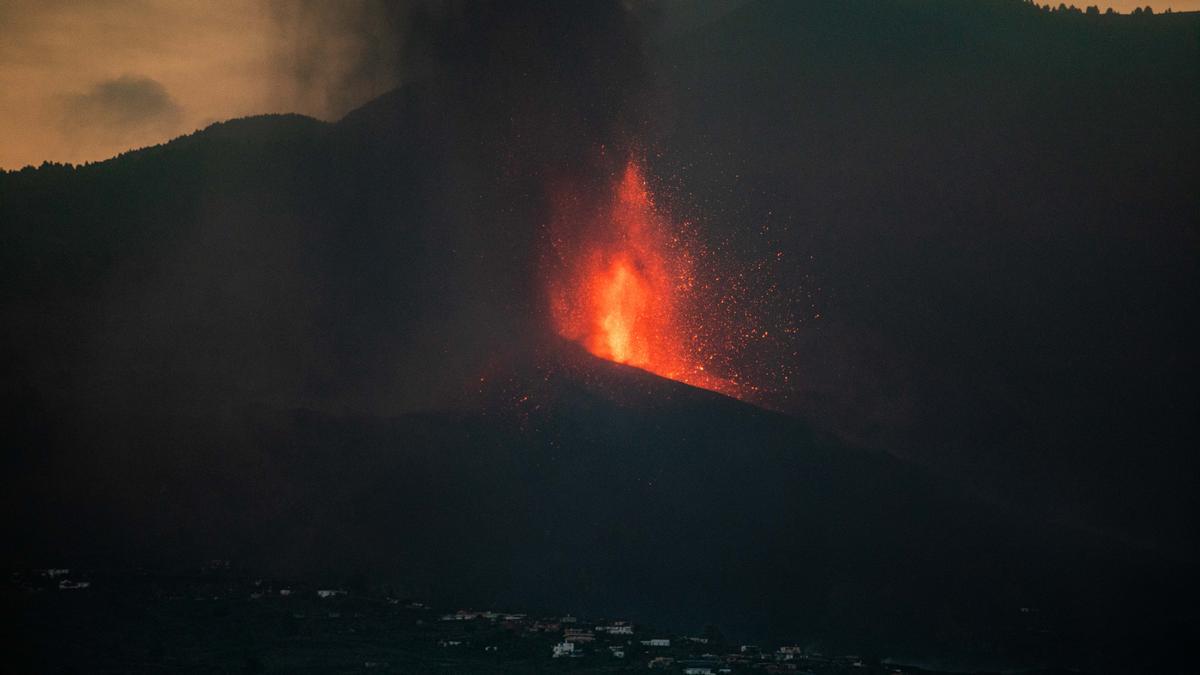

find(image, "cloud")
[59,75,183,146]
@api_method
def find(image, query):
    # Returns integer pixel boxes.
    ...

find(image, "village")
[433,606,880,673]
[7,566,993,674]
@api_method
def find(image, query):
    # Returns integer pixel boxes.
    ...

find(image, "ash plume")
[268,0,410,120]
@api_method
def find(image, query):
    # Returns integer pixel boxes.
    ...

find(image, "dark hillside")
[7,339,1195,670]
[653,0,1200,556]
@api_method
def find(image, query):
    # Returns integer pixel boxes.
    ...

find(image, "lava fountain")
[546,159,742,398]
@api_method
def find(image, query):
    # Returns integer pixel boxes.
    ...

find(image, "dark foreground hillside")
[6,341,1196,671]
[5,566,1084,675]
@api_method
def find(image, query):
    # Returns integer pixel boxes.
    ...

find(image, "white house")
[641,638,670,647]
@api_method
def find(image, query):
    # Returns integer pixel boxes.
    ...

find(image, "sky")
[0,0,403,169]
[1085,0,1200,6]
[1,0,1198,169]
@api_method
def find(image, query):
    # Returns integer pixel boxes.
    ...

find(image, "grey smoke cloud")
[266,0,408,120]
[59,75,183,147]
[0,0,409,169]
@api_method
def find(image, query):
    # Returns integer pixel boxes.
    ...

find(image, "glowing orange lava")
[547,160,740,398]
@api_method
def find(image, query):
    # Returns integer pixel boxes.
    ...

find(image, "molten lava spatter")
[547,160,740,398]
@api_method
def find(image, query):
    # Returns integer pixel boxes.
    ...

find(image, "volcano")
[6,321,1192,669]
[2,79,1195,675]
[0,90,1192,670]
[4,1,1199,672]
[546,160,744,398]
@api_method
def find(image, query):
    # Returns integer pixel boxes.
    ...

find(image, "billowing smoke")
[267,0,410,120]
[287,0,659,409]
[269,0,649,165]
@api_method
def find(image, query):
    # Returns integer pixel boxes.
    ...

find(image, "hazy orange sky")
[1,0,1198,169]
[0,0,403,169]
[1086,0,1200,5]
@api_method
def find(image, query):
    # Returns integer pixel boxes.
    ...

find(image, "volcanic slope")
[14,337,1193,672]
